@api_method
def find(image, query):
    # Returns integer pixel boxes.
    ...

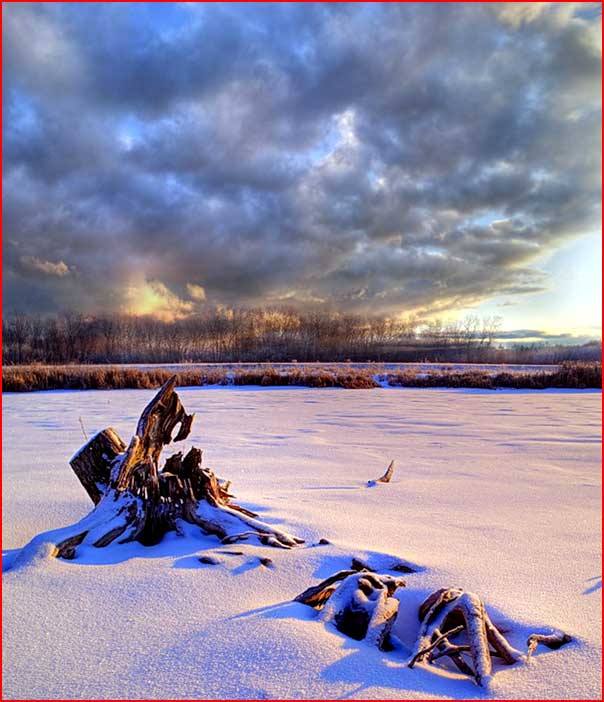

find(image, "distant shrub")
[548,361,602,388]
[382,361,601,390]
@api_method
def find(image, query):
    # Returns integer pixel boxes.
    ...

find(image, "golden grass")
[2,361,600,392]
[383,361,601,390]
[1,365,379,392]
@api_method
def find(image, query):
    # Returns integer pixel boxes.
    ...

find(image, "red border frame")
[0,3,601,702]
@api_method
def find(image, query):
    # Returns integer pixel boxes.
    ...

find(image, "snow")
[2,387,601,700]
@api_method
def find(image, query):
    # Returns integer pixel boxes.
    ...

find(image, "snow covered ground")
[2,386,601,700]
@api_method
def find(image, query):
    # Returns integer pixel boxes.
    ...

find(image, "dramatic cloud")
[122,279,194,321]
[2,2,601,318]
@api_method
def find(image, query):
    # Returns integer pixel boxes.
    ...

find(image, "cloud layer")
[3,2,601,318]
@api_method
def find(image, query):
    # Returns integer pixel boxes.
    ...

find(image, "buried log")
[10,376,303,569]
[295,570,406,650]
[411,588,572,687]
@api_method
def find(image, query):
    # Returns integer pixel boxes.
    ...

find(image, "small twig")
[444,650,475,677]
[78,416,88,441]
[409,625,465,667]
[430,644,471,662]
[368,460,395,486]
[429,631,475,677]
[377,460,395,482]
[221,531,257,544]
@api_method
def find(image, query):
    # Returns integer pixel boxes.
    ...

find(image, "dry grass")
[231,367,378,389]
[383,361,601,390]
[2,361,600,393]
[1,365,380,392]
[2,367,217,393]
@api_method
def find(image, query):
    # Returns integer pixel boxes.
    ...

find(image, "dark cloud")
[2,2,601,318]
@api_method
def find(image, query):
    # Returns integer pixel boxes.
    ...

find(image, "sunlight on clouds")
[20,255,70,277]
[493,2,552,27]
[122,280,193,321]
[470,232,602,338]
[492,2,600,28]
[186,283,206,301]
[268,289,327,305]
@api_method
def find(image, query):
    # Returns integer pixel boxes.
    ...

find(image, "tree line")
[2,310,600,365]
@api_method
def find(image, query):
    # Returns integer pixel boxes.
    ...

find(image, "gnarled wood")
[411,588,571,687]
[10,376,303,568]
[115,375,195,492]
[411,588,521,686]
[295,570,406,651]
[295,569,358,608]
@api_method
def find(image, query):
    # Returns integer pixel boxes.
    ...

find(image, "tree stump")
[10,376,303,568]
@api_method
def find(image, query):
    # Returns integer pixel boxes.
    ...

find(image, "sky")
[2,2,602,343]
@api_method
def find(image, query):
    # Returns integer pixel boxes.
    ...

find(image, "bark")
[70,428,126,504]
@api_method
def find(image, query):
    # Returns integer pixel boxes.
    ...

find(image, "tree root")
[294,577,573,689]
[526,631,573,661]
[411,588,572,687]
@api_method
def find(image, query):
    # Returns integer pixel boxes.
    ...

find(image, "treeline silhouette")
[3,310,601,365]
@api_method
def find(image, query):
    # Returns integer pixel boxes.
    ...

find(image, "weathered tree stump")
[295,569,406,650]
[10,376,303,568]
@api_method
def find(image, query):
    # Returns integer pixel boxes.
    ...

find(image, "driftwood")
[295,569,406,650]
[368,460,394,486]
[410,588,572,687]
[10,376,303,568]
